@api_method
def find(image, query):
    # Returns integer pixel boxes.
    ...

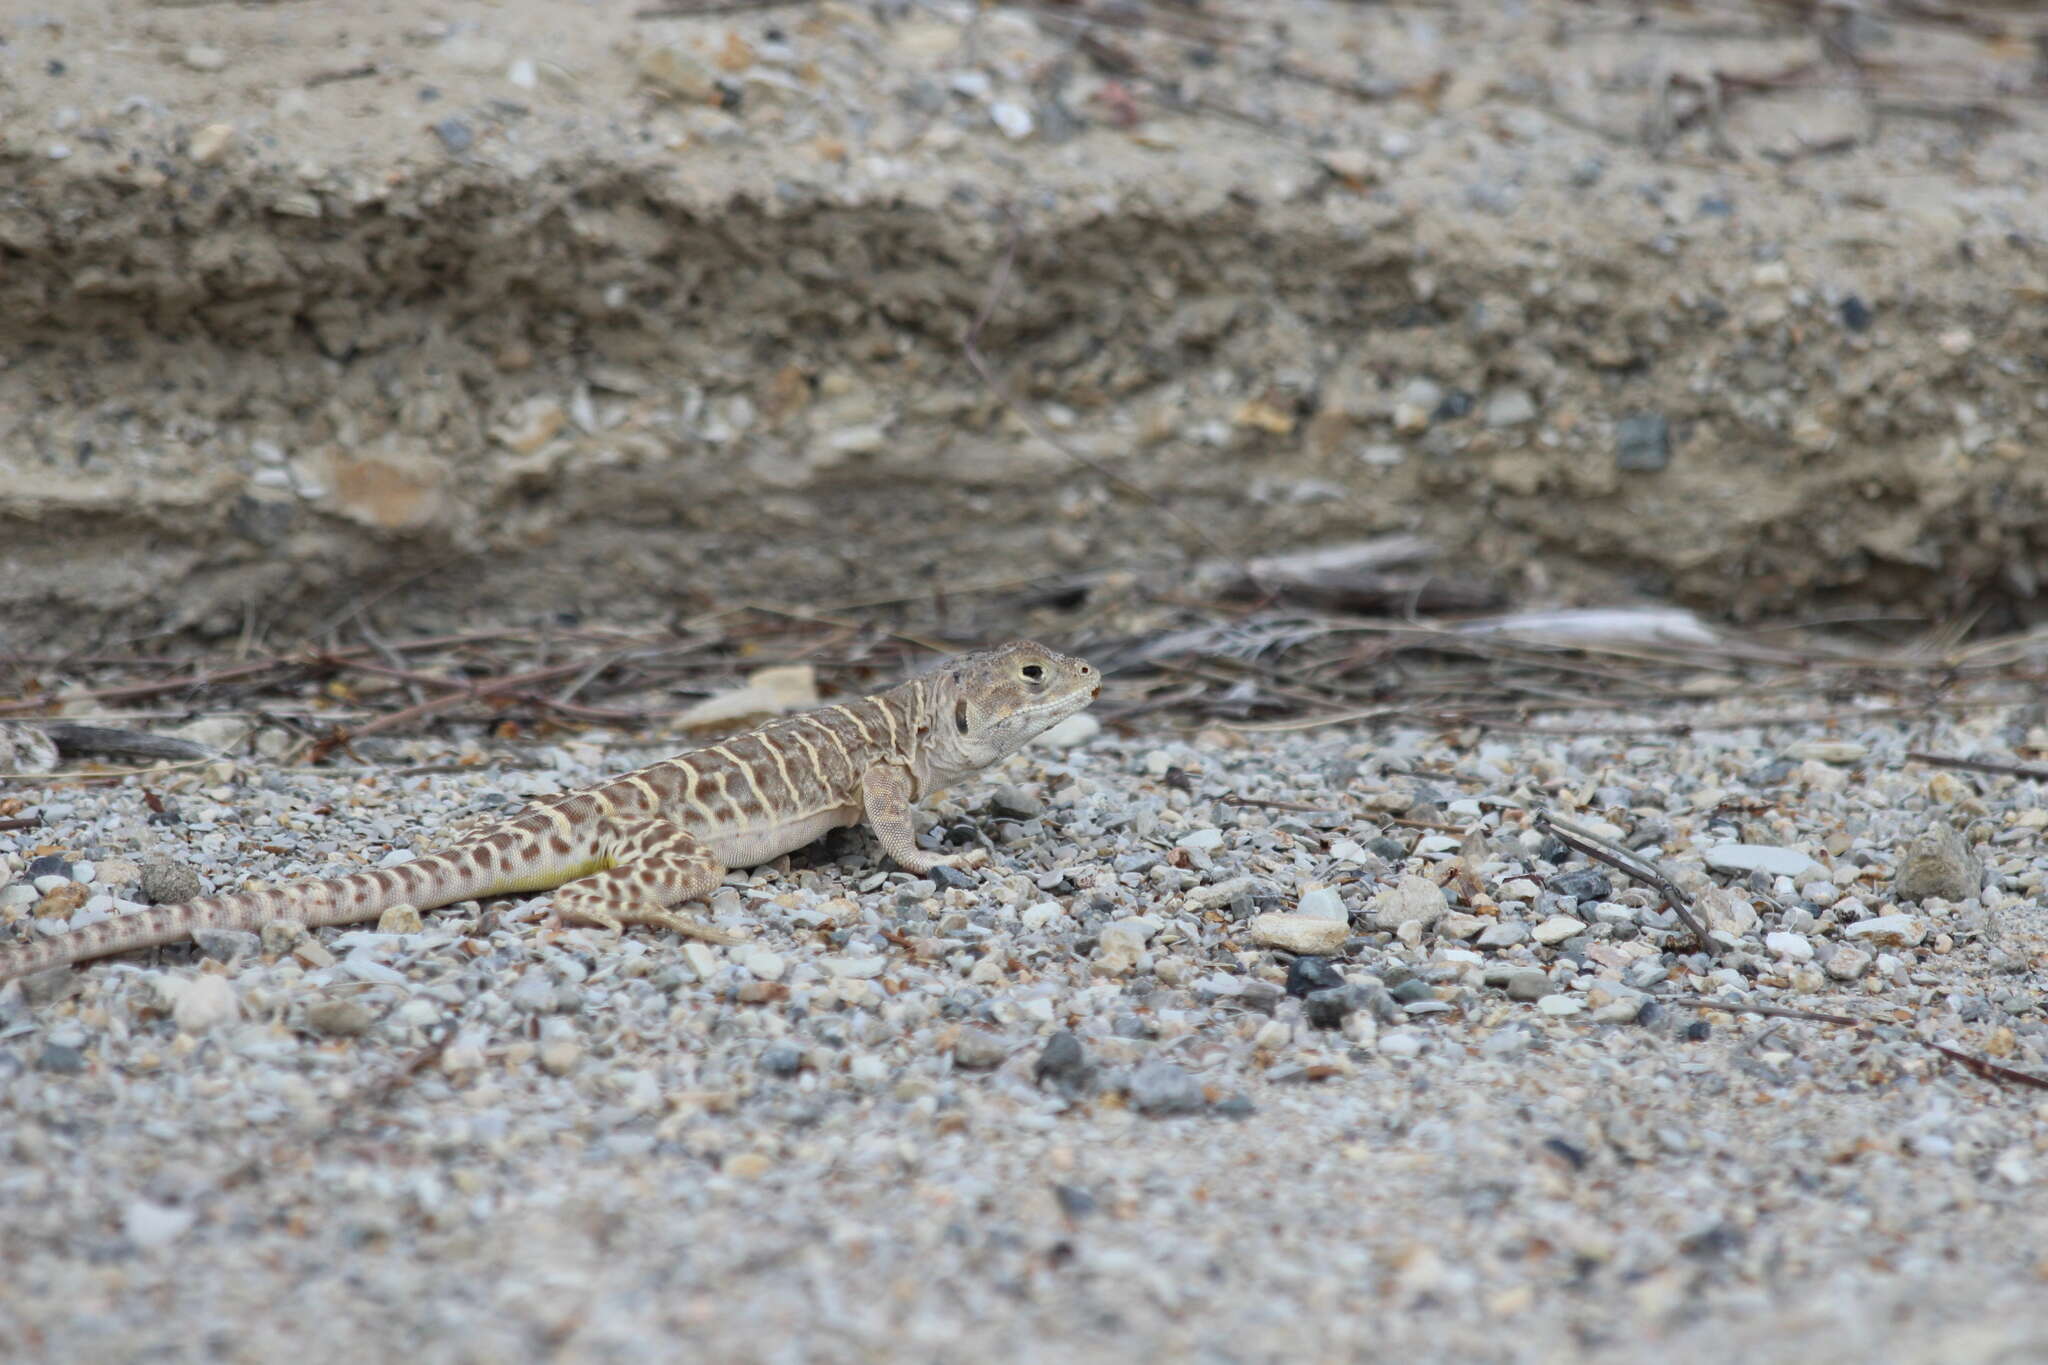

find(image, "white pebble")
[989,101,1034,140]
[1764,931,1814,962]
[1294,886,1348,922]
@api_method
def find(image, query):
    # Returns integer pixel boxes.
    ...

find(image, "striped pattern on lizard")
[0,640,1098,986]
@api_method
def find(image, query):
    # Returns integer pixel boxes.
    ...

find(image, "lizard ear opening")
[954,699,971,735]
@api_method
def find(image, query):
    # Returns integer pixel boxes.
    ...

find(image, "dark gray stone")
[36,1041,85,1074]
[758,1044,804,1077]
[1548,867,1613,901]
[929,864,976,891]
[1615,413,1671,472]
[1284,955,1344,998]
[1034,1031,1092,1092]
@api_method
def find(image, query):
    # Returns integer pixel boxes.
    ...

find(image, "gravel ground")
[4,693,2048,1363]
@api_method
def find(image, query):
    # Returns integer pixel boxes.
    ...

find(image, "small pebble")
[1893,822,1980,903]
[140,862,204,906]
[375,905,424,934]
[952,1029,1011,1070]
[1285,956,1344,997]
[1128,1060,1205,1116]
[1368,876,1448,930]
[305,998,375,1037]
[1248,913,1348,955]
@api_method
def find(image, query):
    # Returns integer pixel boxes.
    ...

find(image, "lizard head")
[932,639,1098,770]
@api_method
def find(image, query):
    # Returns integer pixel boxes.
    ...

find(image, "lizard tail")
[0,854,478,986]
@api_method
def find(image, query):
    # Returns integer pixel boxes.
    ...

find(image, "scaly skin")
[0,641,1098,985]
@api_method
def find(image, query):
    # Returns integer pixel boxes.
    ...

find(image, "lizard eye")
[1020,664,1045,682]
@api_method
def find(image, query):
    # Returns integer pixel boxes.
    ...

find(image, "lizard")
[0,640,1098,986]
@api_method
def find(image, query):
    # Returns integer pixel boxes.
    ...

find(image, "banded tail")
[0,847,502,985]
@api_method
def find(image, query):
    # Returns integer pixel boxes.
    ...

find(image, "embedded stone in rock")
[1614,413,1670,472]
[1367,875,1448,930]
[1893,822,1980,903]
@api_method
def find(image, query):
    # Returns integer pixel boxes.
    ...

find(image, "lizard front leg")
[859,762,987,877]
[547,819,741,945]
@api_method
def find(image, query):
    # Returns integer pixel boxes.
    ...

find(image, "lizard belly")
[705,804,861,869]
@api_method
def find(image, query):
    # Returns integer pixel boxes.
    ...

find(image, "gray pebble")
[139,862,204,906]
[952,1029,1011,1070]
[1505,970,1552,1002]
[1893,822,1980,903]
[1615,413,1671,472]
[1128,1060,1205,1116]
[758,1044,805,1077]
[988,785,1044,819]
[304,999,374,1037]
[36,1040,86,1074]
[193,928,259,963]
[1034,1031,1091,1092]
[1548,867,1613,901]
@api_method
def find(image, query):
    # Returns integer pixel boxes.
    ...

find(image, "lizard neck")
[899,673,977,798]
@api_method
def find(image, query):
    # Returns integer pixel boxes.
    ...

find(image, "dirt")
[2,0,2045,646]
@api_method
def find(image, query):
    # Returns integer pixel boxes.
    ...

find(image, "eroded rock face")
[4,1,2044,647]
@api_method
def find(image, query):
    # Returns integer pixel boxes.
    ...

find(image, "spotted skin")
[0,641,1099,985]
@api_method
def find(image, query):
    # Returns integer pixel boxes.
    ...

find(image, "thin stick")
[1665,996,2048,1093]
[1663,995,1868,1028]
[1905,751,2048,781]
[1534,811,1710,948]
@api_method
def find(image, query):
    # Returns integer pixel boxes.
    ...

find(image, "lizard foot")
[899,847,991,885]
[553,903,743,947]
